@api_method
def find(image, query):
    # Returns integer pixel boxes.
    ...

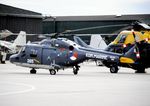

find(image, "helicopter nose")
[9,54,20,63]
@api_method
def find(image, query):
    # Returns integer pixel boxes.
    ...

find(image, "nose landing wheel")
[49,69,56,75]
[30,68,36,74]
[73,65,80,75]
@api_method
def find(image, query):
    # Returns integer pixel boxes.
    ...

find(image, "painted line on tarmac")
[0,82,35,96]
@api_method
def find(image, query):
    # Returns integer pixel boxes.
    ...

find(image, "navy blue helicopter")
[9,36,124,75]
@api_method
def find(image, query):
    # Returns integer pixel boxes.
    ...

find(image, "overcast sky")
[0,0,150,16]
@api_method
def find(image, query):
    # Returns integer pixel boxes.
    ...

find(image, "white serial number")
[27,59,34,64]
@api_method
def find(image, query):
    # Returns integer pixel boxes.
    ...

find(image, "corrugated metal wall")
[0,16,42,34]
[43,20,132,34]
[43,21,55,34]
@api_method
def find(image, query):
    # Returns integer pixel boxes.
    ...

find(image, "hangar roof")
[44,14,150,24]
[0,3,43,18]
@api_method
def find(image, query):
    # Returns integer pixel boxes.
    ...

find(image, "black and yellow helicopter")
[105,22,150,53]
[72,22,150,73]
[103,22,150,73]
[74,30,150,73]
[9,22,150,75]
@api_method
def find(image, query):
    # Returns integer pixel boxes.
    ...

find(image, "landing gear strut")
[110,65,119,73]
[73,65,80,75]
[49,69,56,75]
[30,68,36,74]
[0,59,5,64]
[0,53,6,64]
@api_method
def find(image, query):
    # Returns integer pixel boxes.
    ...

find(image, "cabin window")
[30,54,37,57]
[118,35,126,43]
[30,49,38,57]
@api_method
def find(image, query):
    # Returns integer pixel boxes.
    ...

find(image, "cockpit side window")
[18,46,25,54]
[40,39,54,47]
[22,47,25,52]
[46,42,52,46]
[118,34,126,43]
[18,46,26,57]
[42,41,52,46]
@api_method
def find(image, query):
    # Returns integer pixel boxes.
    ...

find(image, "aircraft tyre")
[0,56,5,64]
[30,68,36,74]
[135,67,146,73]
[1,59,5,64]
[1,61,5,64]
[49,69,56,75]
[73,70,78,75]
[73,66,79,75]
[110,66,118,73]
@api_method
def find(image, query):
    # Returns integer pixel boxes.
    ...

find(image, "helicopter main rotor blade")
[37,21,149,39]
[133,21,150,30]
[131,29,141,58]
[62,24,129,34]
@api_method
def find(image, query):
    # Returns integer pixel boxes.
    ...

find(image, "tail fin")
[73,36,90,48]
[0,29,13,39]
[90,34,107,50]
[13,31,26,46]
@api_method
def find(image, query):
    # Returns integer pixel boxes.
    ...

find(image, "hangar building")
[0,4,150,43]
[0,3,43,34]
[43,15,150,44]
[43,15,150,34]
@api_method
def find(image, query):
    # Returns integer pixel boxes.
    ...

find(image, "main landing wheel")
[1,60,5,64]
[30,68,36,74]
[135,67,146,73]
[49,69,56,75]
[73,66,79,75]
[110,66,118,73]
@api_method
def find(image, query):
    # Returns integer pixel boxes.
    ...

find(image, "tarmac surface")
[0,61,150,106]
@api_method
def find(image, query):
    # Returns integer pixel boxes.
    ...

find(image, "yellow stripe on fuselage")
[120,57,134,64]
